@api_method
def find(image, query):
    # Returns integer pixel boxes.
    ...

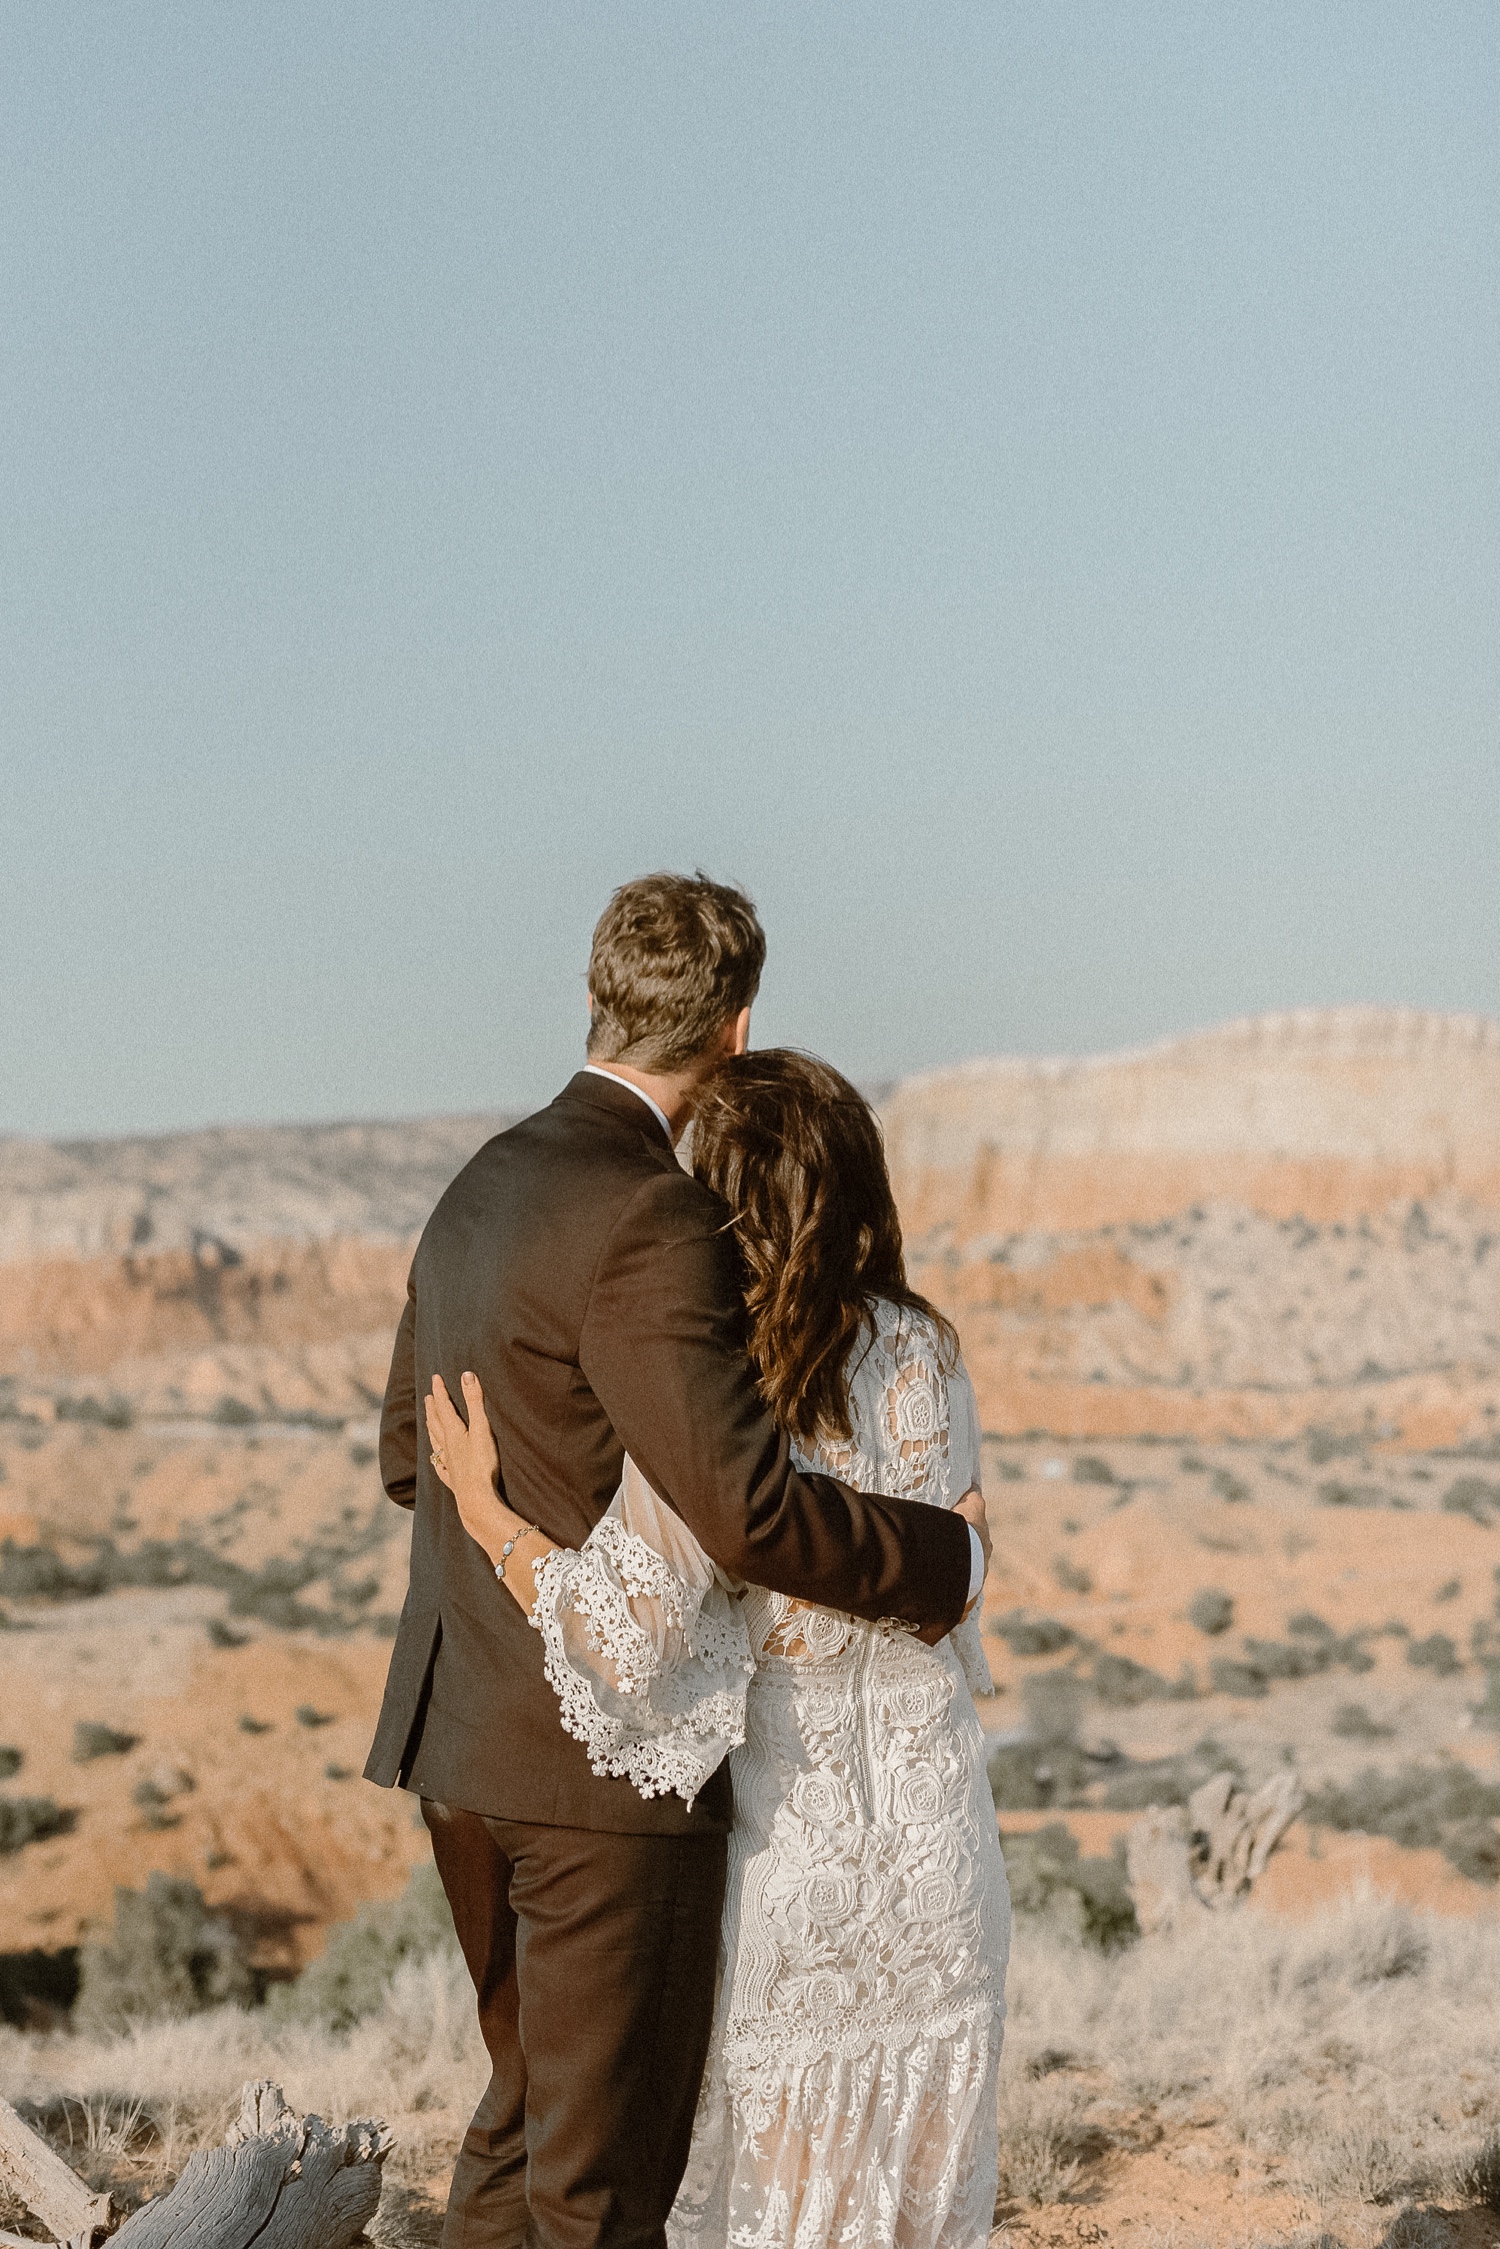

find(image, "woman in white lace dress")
[427,1052,1010,2249]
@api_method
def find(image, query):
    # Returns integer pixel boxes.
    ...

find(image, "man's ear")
[727,1006,751,1057]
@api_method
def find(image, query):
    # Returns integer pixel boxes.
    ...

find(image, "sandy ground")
[3,1418,1498,1969]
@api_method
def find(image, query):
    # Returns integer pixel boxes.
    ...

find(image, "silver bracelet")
[495,1522,538,1581]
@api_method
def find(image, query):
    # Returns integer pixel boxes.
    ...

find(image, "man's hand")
[955,1486,990,1619]
[915,1486,991,1644]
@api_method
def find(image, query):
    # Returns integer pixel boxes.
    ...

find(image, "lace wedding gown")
[531,1301,1010,2249]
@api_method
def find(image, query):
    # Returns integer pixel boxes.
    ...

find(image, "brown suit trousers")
[424,1800,726,2249]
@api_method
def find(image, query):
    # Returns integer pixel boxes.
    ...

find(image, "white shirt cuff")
[966,1523,985,1604]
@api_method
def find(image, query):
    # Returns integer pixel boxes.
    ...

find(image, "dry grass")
[3,1898,1499,2245]
[997,1895,1500,2232]
[0,1949,482,2239]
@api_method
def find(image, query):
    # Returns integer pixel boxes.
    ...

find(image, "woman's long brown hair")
[690,1049,958,1446]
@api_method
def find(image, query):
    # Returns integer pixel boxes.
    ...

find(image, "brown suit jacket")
[364,1069,970,1833]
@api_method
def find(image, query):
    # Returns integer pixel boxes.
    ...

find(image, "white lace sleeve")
[529,1457,754,1809]
[946,1358,995,1699]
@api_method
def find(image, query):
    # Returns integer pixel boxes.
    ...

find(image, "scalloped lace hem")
[530,1521,753,1807]
[668,2013,1003,2249]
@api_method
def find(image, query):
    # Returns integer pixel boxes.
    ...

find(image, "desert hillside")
[2,1011,1499,1990]
[890,1007,1500,1446]
[0,1114,511,1424]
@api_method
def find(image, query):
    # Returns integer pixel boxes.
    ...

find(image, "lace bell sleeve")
[946,1359,996,1699]
[529,1456,754,1809]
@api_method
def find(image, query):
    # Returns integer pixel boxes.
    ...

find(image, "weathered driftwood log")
[0,2080,390,2249]
[1126,1768,1304,1935]
[1125,1807,1201,1937]
[0,2090,114,2247]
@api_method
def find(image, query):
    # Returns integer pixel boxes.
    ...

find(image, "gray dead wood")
[1126,1768,1304,1935]
[110,2082,392,2249]
[0,2092,113,2247]
[0,2080,390,2249]
[1124,1805,1202,1937]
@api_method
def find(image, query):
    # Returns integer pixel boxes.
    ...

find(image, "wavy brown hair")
[690,1049,958,1446]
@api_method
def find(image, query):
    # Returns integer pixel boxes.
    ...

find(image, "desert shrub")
[1381,2205,1458,2249]
[1472,1666,1500,1731]
[0,1745,20,1779]
[1211,1629,1373,1699]
[1459,2134,1500,2212]
[0,1797,74,1853]
[988,1738,1090,1811]
[295,1704,334,1728]
[1435,1577,1462,1602]
[1090,1652,1187,1706]
[0,1540,108,1599]
[1024,1671,1085,1742]
[131,1781,178,1829]
[1188,1588,1234,1635]
[1304,1763,1500,1881]
[0,1944,80,2028]
[1072,1456,1115,1485]
[1441,1823,1500,1884]
[990,1612,1074,1656]
[1406,1634,1461,1676]
[55,1393,134,1429]
[1209,1658,1269,1698]
[1297,2105,1410,2202]
[268,1861,457,2031]
[72,1720,139,1762]
[1098,1739,1243,1811]
[1051,1555,1092,1595]
[1000,1823,1137,1950]
[1333,1702,1396,1740]
[1243,1635,1330,1680]
[1210,1468,1251,1503]
[1320,1899,1430,1986]
[0,1523,392,1636]
[1307,1428,1362,1464]
[332,1574,380,1610]
[1319,1481,1384,1508]
[75,1874,254,2032]
[1443,1478,1500,1526]
[998,2071,1089,2204]
[130,1761,193,1830]
[206,1617,249,1648]
[988,1674,1096,1809]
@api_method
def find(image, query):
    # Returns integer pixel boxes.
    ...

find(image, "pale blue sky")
[2,3,1495,1137]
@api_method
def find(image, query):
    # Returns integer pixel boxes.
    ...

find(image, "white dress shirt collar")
[581,1064,675,1147]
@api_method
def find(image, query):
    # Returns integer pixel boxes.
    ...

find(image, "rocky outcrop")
[5,1010,1500,1443]
[884,1008,1500,1235]
[0,1116,510,1422]
[0,1114,512,1263]
[888,1009,1500,1444]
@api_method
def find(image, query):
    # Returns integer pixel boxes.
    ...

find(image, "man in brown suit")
[364,873,987,2249]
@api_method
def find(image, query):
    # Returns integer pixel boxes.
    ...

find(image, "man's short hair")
[587,871,766,1071]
